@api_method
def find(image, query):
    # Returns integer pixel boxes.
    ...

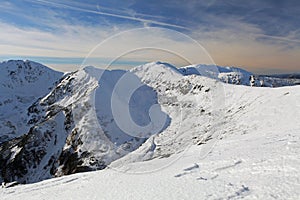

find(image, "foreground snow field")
[1,73,299,199]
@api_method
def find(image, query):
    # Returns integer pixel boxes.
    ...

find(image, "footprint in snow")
[183,163,199,171]
[174,163,199,178]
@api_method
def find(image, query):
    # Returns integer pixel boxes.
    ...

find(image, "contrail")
[255,33,300,44]
[26,0,188,30]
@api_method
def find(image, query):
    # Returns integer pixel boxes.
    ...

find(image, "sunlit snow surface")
[0,61,299,199]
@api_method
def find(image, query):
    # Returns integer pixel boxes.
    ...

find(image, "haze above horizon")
[0,0,299,74]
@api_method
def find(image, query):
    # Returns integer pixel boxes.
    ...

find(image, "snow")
[0,60,62,142]
[1,108,299,199]
[179,64,252,85]
[178,64,300,87]
[9,146,22,161]
[0,61,299,199]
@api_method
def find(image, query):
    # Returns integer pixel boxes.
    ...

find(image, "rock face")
[0,111,69,183]
[0,60,299,184]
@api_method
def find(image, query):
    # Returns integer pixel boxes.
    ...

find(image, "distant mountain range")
[179,64,300,87]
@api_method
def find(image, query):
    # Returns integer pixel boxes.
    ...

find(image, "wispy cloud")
[25,0,187,30]
[0,1,14,10]
[255,33,300,45]
[0,0,299,73]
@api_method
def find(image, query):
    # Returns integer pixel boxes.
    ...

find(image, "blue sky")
[0,0,299,73]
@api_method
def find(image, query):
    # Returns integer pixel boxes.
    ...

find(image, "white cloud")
[0,20,214,70]
[0,20,109,57]
[26,0,187,30]
[0,6,299,74]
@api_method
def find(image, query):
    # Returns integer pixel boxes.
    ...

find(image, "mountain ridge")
[0,60,299,185]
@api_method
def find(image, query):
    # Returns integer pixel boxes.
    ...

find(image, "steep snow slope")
[0,67,98,183]
[1,76,299,199]
[0,60,62,143]
[0,65,169,183]
[123,62,225,162]
[0,61,223,183]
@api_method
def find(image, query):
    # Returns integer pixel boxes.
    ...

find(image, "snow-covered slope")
[0,64,299,199]
[0,60,62,143]
[0,60,299,199]
[124,62,225,162]
[0,64,169,184]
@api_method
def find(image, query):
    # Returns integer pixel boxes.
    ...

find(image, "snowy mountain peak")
[0,60,62,143]
[0,60,62,92]
[0,59,60,77]
[132,61,179,73]
[82,66,104,79]
[130,61,183,83]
